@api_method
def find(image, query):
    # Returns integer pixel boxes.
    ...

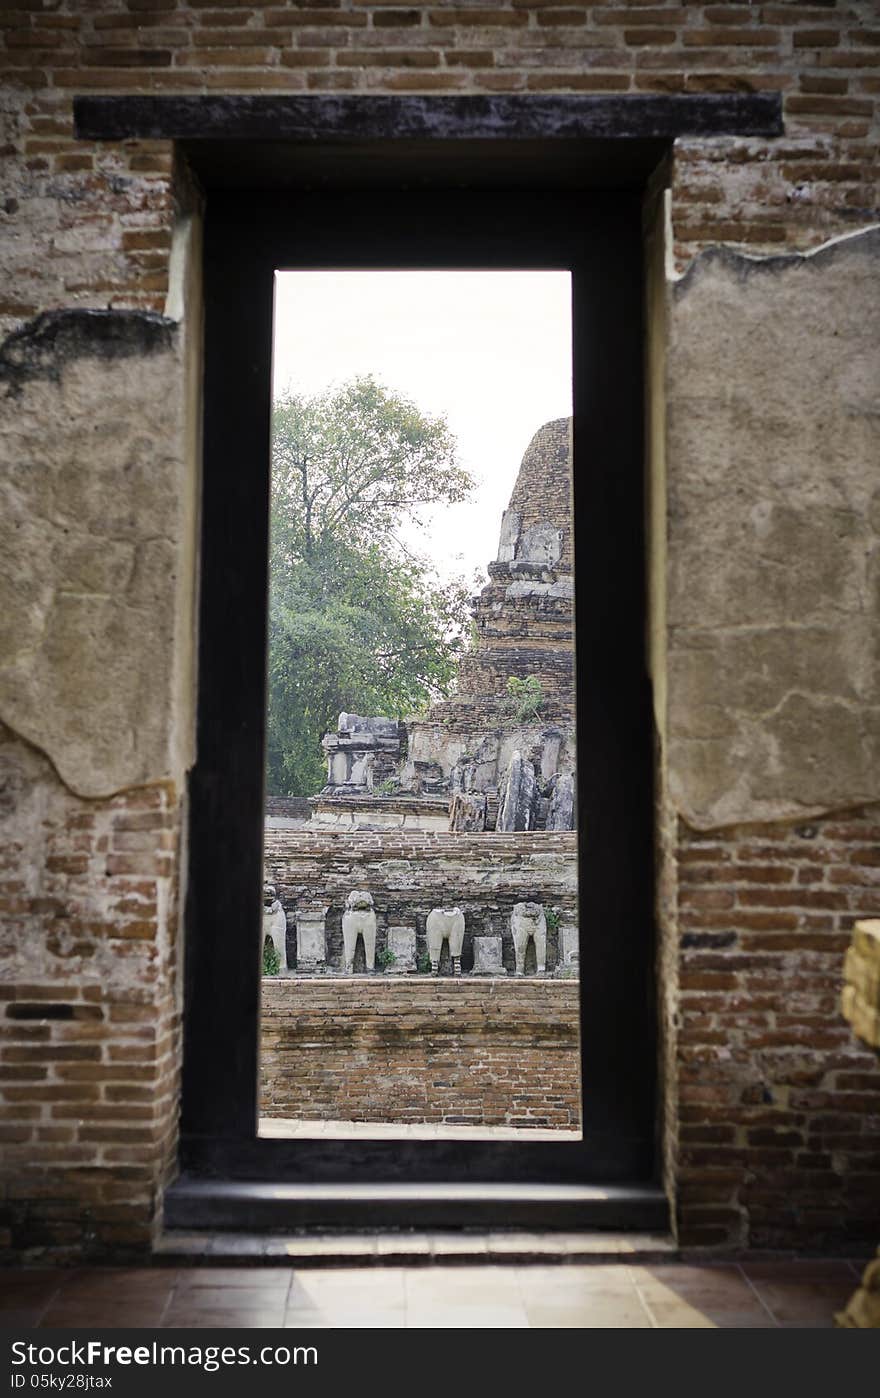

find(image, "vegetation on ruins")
[505,674,545,722]
[262,936,281,977]
[266,376,476,796]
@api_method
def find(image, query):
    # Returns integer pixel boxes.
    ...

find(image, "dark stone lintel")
[74,93,783,144]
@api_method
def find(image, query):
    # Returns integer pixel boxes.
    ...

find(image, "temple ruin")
[259,418,581,1129]
[264,417,578,977]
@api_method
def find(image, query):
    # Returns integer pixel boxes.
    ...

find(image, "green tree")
[266,377,475,797]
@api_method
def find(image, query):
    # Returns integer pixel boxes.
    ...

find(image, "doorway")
[182,182,657,1199]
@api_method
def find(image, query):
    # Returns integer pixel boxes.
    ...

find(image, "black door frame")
[182,180,655,1185]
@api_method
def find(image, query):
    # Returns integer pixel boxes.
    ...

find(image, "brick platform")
[260,977,581,1130]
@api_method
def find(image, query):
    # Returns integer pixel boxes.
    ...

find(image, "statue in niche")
[262,883,287,972]
[426,907,465,976]
[511,901,547,976]
[342,890,377,974]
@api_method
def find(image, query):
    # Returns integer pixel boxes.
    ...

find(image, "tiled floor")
[0,1260,861,1329]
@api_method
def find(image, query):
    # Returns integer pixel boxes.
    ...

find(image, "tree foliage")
[266,377,475,797]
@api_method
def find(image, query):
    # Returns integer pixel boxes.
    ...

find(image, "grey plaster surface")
[0,304,198,798]
[666,226,880,827]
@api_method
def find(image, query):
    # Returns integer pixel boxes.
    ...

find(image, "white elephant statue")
[262,883,287,972]
[342,890,377,973]
[511,901,547,976]
[426,907,465,976]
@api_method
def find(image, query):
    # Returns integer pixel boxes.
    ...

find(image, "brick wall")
[2,0,878,337]
[0,728,181,1261]
[264,828,577,971]
[667,805,880,1251]
[265,795,312,820]
[260,976,581,1129]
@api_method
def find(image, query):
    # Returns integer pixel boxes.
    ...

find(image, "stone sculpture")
[511,901,547,976]
[426,906,465,976]
[262,883,287,972]
[342,889,377,973]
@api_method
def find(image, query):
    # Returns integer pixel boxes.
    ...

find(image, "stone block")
[471,935,504,976]
[295,906,327,973]
[547,771,575,831]
[497,750,537,832]
[559,925,580,975]
[497,507,520,562]
[449,790,487,832]
[385,925,416,974]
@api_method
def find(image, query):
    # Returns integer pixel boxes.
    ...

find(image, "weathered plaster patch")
[0,308,176,397]
[665,225,880,828]
[0,309,193,799]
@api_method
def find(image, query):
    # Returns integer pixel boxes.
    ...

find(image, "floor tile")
[39,1302,170,1328]
[0,1274,63,1308]
[288,1267,406,1314]
[0,1309,48,1327]
[524,1301,651,1328]
[0,1257,867,1331]
[54,1272,175,1302]
[642,1298,776,1329]
[517,1264,638,1303]
[744,1278,855,1328]
[162,1310,284,1329]
[742,1259,857,1280]
[407,1305,530,1329]
[309,1302,405,1325]
[0,1269,64,1286]
[406,1265,523,1306]
[633,1264,757,1304]
[168,1286,288,1312]
[0,1288,58,1313]
[174,1268,291,1291]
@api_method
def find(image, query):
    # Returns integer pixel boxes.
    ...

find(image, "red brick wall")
[1,0,879,334]
[0,732,181,1261]
[668,806,880,1251]
[260,977,581,1130]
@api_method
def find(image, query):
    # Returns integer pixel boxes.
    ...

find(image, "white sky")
[272,270,572,583]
